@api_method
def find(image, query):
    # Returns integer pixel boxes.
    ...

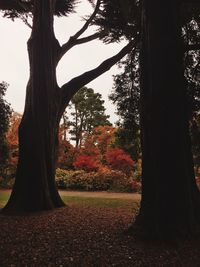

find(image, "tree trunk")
[2,0,65,213]
[135,0,200,239]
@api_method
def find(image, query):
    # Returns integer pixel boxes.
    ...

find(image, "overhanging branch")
[59,40,136,116]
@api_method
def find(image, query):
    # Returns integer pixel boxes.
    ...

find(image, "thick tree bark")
[1,0,134,214]
[2,0,65,213]
[134,0,200,239]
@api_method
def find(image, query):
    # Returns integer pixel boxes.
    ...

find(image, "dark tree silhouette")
[133,0,200,239]
[0,0,135,213]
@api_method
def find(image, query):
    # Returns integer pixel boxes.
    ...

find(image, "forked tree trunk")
[3,0,65,213]
[135,0,200,239]
[1,0,135,214]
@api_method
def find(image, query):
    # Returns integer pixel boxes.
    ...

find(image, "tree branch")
[59,31,105,60]
[73,0,101,40]
[58,0,101,60]
[59,40,136,116]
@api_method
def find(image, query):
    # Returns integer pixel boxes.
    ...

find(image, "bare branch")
[58,0,101,60]
[74,32,103,44]
[59,31,105,60]
[73,0,101,40]
[20,14,32,29]
[59,40,136,116]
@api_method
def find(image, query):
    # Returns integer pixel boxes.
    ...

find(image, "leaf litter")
[0,204,200,266]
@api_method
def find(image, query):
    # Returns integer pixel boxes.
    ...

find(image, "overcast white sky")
[0,2,125,124]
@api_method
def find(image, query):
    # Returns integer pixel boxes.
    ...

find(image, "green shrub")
[0,166,16,189]
[55,168,139,192]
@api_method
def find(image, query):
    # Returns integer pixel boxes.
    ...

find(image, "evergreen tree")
[69,87,111,147]
[109,50,140,160]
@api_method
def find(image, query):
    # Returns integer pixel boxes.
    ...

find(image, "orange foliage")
[83,125,116,162]
[6,112,22,166]
[57,139,76,169]
[106,148,134,175]
[6,112,21,146]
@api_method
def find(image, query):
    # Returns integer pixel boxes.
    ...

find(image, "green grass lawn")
[0,191,11,208]
[62,195,139,210]
[0,191,139,211]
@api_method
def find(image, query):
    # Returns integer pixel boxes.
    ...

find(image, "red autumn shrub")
[57,140,76,169]
[106,148,134,175]
[73,155,100,172]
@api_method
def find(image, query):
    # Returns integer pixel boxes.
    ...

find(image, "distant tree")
[109,50,140,160]
[69,87,111,147]
[113,128,140,161]
[132,0,200,239]
[82,125,116,163]
[0,0,136,213]
[0,82,12,174]
[56,117,75,169]
[6,112,22,167]
[60,111,70,142]
[57,139,75,170]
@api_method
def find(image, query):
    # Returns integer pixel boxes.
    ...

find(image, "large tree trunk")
[2,0,65,213]
[135,0,200,239]
[1,0,135,214]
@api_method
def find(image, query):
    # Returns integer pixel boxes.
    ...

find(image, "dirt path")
[59,190,141,201]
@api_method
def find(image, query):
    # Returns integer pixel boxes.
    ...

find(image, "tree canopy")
[69,87,111,147]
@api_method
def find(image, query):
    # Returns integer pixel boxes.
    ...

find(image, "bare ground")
[0,203,200,267]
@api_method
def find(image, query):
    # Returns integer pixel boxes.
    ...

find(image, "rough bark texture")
[135,0,200,239]
[3,0,65,213]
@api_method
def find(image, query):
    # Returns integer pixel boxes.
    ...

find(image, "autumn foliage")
[4,120,140,192]
[73,155,100,172]
[106,148,134,175]
[6,112,21,166]
[5,121,135,175]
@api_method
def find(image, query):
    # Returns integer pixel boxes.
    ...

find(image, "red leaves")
[106,148,134,175]
[73,155,100,172]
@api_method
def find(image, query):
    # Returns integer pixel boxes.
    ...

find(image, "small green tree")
[0,82,12,175]
[69,87,111,147]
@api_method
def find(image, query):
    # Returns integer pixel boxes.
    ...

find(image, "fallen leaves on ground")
[0,204,200,266]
